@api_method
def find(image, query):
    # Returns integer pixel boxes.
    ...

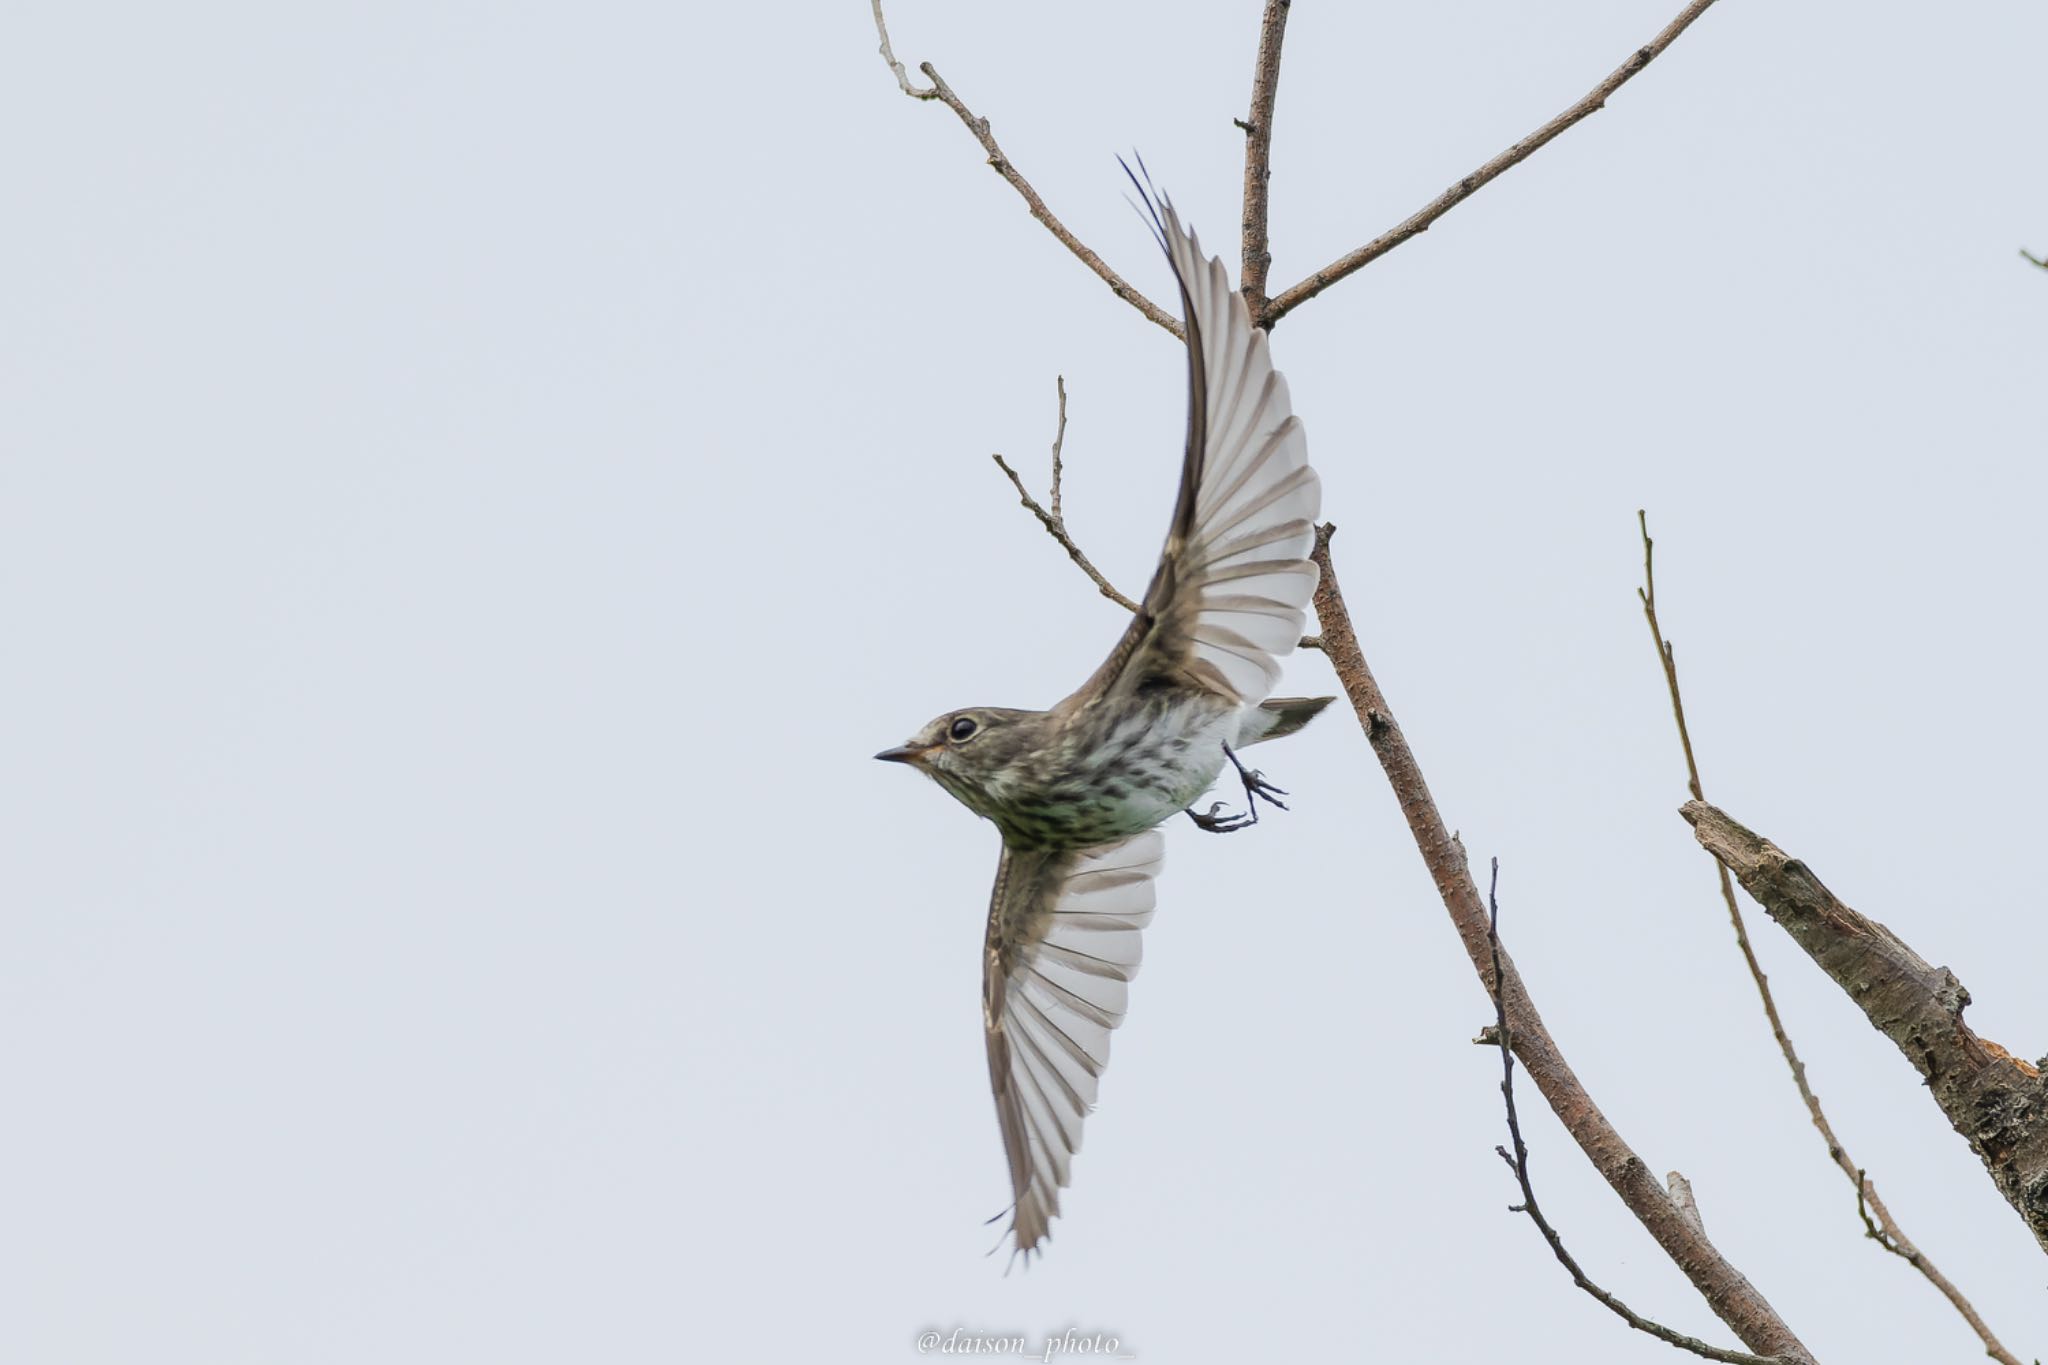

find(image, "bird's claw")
[1240,768,1289,811]
[1185,801,1255,834]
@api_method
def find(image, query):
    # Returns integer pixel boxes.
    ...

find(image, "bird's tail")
[1236,695,1335,748]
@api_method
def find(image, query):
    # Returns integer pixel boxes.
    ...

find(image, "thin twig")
[1853,1170,1900,1254]
[2022,249,2047,270]
[992,379,1140,614]
[1485,861,1795,1365]
[991,380,1325,649]
[1314,528,1814,1362]
[1239,0,1292,314]
[1047,375,1068,523]
[869,2,1182,338]
[871,0,936,99]
[994,450,1137,611]
[1638,512,2028,1365]
[1263,0,1722,326]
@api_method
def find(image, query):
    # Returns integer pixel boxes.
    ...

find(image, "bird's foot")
[1185,801,1255,834]
[1186,746,1292,834]
[1225,743,1290,814]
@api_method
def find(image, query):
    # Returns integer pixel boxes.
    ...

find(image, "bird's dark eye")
[948,716,979,741]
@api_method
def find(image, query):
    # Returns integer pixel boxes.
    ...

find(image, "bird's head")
[875,707,1043,820]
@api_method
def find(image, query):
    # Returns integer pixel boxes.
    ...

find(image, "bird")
[876,169,1331,1262]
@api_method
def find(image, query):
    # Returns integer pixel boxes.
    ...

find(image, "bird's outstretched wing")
[1077,173,1322,706]
[982,828,1165,1260]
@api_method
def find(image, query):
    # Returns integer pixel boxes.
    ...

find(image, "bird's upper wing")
[982,828,1165,1259]
[1077,177,1322,707]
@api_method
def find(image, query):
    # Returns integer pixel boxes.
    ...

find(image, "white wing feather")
[1147,193,1321,703]
[985,829,1165,1258]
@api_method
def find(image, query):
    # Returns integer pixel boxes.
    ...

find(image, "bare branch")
[991,379,1140,614]
[1639,513,2028,1365]
[994,450,1140,612]
[991,379,1324,650]
[869,2,1182,338]
[2023,248,2048,270]
[1682,800,2048,1258]
[1311,525,1814,1363]
[1239,1,1292,312]
[1485,862,1797,1365]
[1263,0,1723,326]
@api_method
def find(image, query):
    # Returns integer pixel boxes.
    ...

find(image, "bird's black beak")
[873,744,920,764]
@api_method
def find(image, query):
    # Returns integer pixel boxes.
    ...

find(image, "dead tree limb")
[1639,515,2027,1365]
[1262,0,1723,326]
[1682,801,2048,1258]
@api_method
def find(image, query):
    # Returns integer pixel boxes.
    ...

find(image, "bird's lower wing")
[982,828,1165,1260]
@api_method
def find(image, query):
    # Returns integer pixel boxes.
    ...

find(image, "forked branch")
[992,378,1139,614]
[875,0,1722,334]
[991,379,1321,649]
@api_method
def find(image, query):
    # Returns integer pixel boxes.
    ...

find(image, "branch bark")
[1682,801,2048,1257]
[1312,527,1816,1364]
[1262,0,1722,326]
[1640,515,2027,1365]
[1238,0,1291,312]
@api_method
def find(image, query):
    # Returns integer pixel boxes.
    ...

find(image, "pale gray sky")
[3,2,2044,1362]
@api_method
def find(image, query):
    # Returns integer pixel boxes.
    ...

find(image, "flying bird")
[876,173,1330,1260]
